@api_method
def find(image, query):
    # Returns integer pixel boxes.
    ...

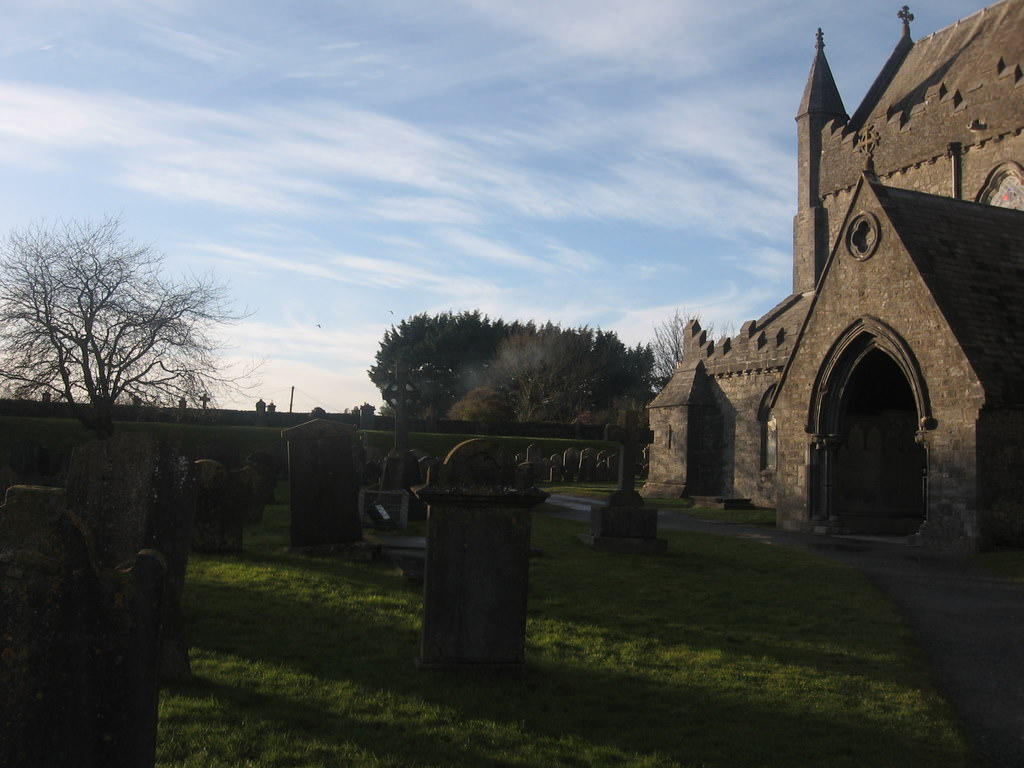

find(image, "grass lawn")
[156,491,974,768]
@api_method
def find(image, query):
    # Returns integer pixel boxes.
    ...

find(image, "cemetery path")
[543,496,1024,768]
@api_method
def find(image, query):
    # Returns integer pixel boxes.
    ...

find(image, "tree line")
[368,311,656,423]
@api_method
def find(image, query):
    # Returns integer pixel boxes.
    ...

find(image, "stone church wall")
[775,182,988,547]
[975,409,1024,545]
[702,370,779,506]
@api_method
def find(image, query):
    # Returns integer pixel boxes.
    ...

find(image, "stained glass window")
[987,172,1024,211]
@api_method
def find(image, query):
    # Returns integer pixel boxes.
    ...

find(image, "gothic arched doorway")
[808,321,930,534]
[831,350,925,533]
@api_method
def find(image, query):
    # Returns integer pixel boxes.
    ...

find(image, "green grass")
[157,497,974,768]
[541,481,777,525]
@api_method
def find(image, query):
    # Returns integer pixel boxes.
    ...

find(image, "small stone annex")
[643,0,1024,551]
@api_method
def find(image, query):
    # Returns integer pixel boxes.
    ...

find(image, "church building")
[643,0,1024,551]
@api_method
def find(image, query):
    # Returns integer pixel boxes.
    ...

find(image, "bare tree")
[0,217,252,436]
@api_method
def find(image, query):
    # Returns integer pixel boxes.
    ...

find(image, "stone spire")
[794,28,848,294]
[796,28,848,124]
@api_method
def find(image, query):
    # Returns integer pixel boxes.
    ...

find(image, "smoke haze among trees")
[368,311,655,423]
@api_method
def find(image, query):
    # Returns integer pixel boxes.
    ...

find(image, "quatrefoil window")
[845,212,881,261]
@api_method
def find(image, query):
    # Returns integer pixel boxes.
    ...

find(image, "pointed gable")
[871,181,1024,405]
[820,0,1024,195]
[851,0,1023,133]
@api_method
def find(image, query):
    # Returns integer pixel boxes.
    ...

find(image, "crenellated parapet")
[681,293,811,379]
[819,1,1024,198]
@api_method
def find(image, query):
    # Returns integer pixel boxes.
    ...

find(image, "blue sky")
[0,0,978,412]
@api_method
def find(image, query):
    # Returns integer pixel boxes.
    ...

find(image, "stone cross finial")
[898,6,914,35]
[856,123,880,172]
[815,28,824,51]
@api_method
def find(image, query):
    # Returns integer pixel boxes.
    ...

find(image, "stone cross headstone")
[282,419,363,551]
[414,439,548,671]
[581,410,666,554]
[384,363,418,454]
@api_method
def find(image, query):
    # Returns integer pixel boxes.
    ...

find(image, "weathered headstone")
[562,447,580,481]
[414,439,548,671]
[282,419,369,556]
[0,484,167,768]
[580,410,667,554]
[192,459,244,552]
[526,443,541,465]
[548,453,563,482]
[235,464,268,524]
[578,448,597,482]
[64,432,196,679]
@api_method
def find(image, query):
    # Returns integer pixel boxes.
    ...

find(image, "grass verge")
[157,498,972,767]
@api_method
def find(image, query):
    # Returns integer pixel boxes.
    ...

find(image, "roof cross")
[898,5,914,35]
[815,28,825,51]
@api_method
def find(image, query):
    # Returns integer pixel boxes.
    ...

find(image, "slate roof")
[871,179,1024,406]
[849,0,1024,134]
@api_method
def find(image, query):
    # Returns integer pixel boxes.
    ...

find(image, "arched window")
[758,385,777,472]
[977,163,1024,211]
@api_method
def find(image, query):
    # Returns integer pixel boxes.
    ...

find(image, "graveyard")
[1,415,1021,766]
[155,484,974,768]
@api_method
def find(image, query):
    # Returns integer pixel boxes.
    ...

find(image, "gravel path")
[544,496,1024,768]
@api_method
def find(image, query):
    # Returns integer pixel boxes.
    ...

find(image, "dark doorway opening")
[832,349,926,534]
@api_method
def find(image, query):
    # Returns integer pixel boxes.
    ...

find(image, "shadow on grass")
[167,515,968,767]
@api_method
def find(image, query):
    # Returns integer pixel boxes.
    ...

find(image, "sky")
[0,0,982,413]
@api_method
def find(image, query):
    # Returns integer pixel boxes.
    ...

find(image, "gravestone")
[64,432,196,679]
[379,449,427,521]
[580,410,667,555]
[414,439,548,671]
[526,443,541,465]
[282,419,370,557]
[0,485,167,768]
[418,455,441,484]
[192,460,244,552]
[234,464,267,524]
[562,448,580,481]
[578,448,597,482]
[359,487,410,530]
[548,453,563,481]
